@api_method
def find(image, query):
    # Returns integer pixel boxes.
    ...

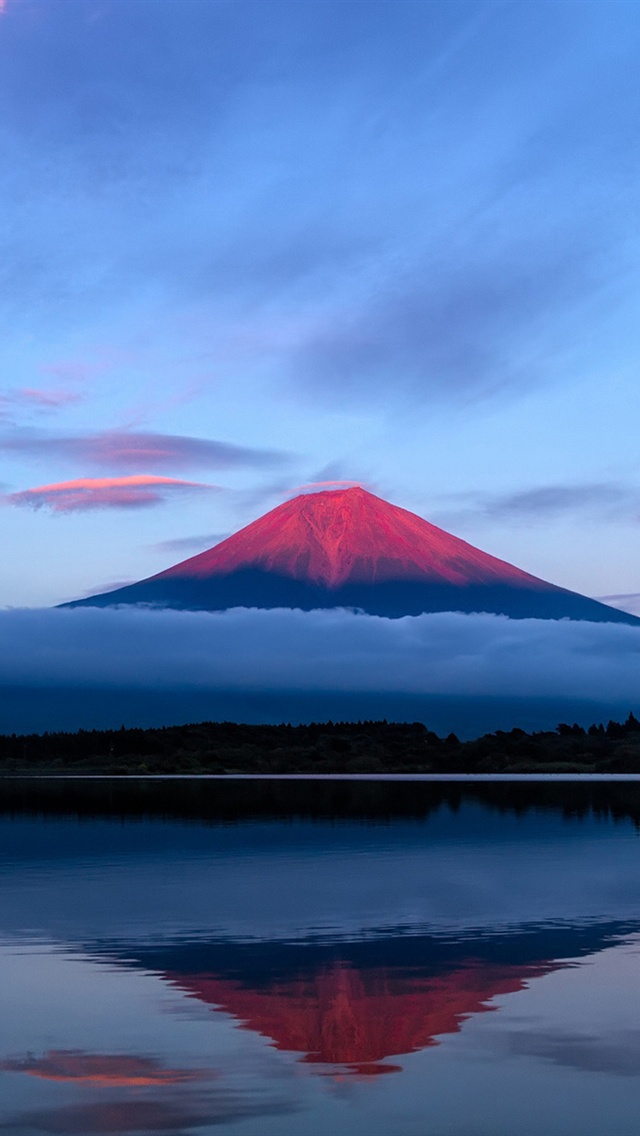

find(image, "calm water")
[1,779,640,1136]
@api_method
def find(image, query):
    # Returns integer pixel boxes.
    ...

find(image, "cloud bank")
[1,607,639,705]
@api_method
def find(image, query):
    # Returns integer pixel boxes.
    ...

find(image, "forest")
[1,713,640,775]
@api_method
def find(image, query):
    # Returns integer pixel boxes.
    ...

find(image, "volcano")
[66,486,638,622]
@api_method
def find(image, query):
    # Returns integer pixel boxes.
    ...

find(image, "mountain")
[65,485,639,622]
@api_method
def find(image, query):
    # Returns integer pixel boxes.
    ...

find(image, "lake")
[1,778,640,1136]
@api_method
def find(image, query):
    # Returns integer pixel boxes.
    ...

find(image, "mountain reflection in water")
[95,921,635,1077]
[2,779,640,1135]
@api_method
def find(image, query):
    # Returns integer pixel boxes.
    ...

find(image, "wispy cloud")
[39,349,129,385]
[598,594,640,618]
[290,237,596,406]
[150,533,230,555]
[5,475,217,513]
[0,387,82,420]
[430,483,639,529]
[75,578,137,598]
[1,0,639,424]
[1,429,288,473]
[17,387,81,409]
[289,479,365,495]
[480,484,634,521]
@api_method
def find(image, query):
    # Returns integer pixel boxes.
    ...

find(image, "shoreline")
[4,771,640,781]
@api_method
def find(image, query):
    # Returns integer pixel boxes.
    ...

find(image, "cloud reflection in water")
[0,1051,208,1087]
[0,1091,293,1134]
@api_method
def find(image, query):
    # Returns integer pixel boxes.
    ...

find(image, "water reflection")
[0,1051,209,1086]
[95,921,637,1077]
[2,780,640,1135]
[167,957,528,1075]
[0,1092,291,1135]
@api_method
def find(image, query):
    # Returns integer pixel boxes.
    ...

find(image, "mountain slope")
[64,486,639,623]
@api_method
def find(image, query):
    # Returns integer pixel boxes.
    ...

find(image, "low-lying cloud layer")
[1,606,639,704]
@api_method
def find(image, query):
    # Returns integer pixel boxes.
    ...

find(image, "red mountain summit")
[67,486,637,622]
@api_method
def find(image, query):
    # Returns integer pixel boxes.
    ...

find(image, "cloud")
[1,0,638,441]
[0,387,82,420]
[288,232,598,406]
[481,484,635,522]
[16,387,81,409]
[75,578,137,598]
[40,352,127,384]
[430,482,639,529]
[1,430,287,473]
[289,480,366,495]
[3,0,637,416]
[0,1051,208,1087]
[150,533,230,555]
[5,475,217,513]
[0,607,639,705]
[598,594,640,618]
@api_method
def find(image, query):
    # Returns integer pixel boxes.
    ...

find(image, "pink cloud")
[290,479,366,494]
[2,429,284,471]
[0,387,82,419]
[16,387,82,408]
[40,346,139,386]
[6,475,218,513]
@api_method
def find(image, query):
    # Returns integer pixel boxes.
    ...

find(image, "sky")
[1,0,640,609]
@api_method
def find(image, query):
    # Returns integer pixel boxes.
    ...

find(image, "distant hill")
[64,486,639,623]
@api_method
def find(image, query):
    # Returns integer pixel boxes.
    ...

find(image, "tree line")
[1,713,639,775]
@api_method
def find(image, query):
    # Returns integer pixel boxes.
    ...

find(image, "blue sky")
[1,0,639,607]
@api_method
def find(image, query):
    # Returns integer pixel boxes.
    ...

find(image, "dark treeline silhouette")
[1,713,640,776]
